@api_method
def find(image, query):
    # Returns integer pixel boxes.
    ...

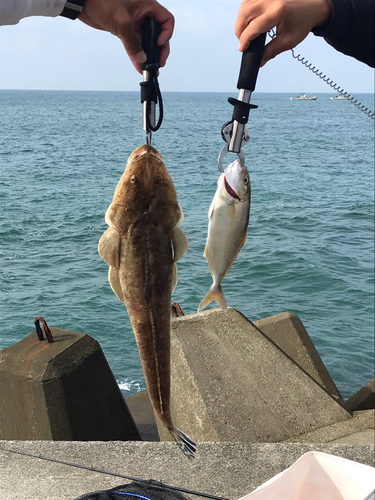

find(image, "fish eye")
[244,177,249,184]
[155,175,163,184]
[131,175,138,184]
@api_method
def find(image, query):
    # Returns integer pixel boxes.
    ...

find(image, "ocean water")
[0,90,374,400]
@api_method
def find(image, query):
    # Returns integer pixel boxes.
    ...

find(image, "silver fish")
[98,145,196,458]
[199,159,251,312]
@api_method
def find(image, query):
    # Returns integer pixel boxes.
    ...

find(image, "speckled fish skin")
[98,145,196,458]
[199,159,251,312]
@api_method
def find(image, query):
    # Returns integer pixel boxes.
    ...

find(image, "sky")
[0,0,374,94]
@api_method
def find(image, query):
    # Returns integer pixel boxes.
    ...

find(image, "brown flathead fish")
[98,145,196,458]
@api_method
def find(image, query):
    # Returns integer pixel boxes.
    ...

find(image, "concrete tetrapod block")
[156,308,351,443]
[0,327,140,441]
[125,391,160,441]
[344,378,375,412]
[254,312,342,400]
[282,410,375,444]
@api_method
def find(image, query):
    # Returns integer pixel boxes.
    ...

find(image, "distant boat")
[330,94,349,100]
[290,93,317,100]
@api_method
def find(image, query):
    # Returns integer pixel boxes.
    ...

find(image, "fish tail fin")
[172,426,196,459]
[198,285,228,313]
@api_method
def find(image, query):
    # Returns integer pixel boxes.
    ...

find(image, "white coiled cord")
[268,29,375,120]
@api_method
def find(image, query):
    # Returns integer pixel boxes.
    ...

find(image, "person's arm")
[312,0,374,67]
[235,0,374,68]
[0,0,65,25]
[0,0,174,73]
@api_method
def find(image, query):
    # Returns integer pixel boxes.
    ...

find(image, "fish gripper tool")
[218,32,266,172]
[140,17,164,146]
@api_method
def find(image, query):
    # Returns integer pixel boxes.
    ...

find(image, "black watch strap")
[59,0,85,20]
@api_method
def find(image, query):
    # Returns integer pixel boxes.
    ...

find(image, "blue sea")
[0,90,374,400]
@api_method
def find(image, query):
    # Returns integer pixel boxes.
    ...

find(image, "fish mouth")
[224,176,241,201]
[128,145,164,164]
[134,147,149,158]
[134,146,160,160]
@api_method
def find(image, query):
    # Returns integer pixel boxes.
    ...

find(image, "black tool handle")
[141,17,161,71]
[237,32,266,91]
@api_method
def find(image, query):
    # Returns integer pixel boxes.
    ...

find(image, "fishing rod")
[0,446,231,500]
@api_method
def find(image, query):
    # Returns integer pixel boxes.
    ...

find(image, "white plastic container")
[239,451,375,500]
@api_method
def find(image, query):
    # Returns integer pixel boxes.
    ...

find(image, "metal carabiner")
[217,122,250,172]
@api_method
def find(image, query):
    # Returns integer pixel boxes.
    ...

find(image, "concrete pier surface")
[0,441,374,500]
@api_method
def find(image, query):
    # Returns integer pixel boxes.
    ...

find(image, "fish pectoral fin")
[177,204,184,226]
[108,266,125,303]
[171,226,189,263]
[204,246,213,276]
[222,231,247,281]
[104,204,112,226]
[171,262,178,294]
[98,227,121,268]
[227,202,236,220]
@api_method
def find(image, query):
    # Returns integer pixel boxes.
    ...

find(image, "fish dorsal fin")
[171,226,189,263]
[108,266,125,303]
[171,262,178,294]
[98,227,121,268]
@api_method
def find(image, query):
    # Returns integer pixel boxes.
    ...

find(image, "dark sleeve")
[312,0,375,67]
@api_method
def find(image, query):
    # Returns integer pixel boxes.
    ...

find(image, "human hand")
[235,0,332,66]
[79,0,174,73]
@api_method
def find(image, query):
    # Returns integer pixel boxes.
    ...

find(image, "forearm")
[312,0,375,67]
[0,0,65,25]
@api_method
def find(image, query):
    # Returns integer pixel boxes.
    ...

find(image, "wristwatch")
[59,0,86,20]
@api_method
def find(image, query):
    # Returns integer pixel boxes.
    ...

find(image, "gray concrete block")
[0,328,140,441]
[283,410,375,444]
[344,378,375,412]
[254,312,342,399]
[0,441,374,500]
[331,429,375,444]
[125,391,160,441]
[156,308,350,444]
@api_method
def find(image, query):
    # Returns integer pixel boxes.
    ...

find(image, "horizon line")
[1,88,373,94]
